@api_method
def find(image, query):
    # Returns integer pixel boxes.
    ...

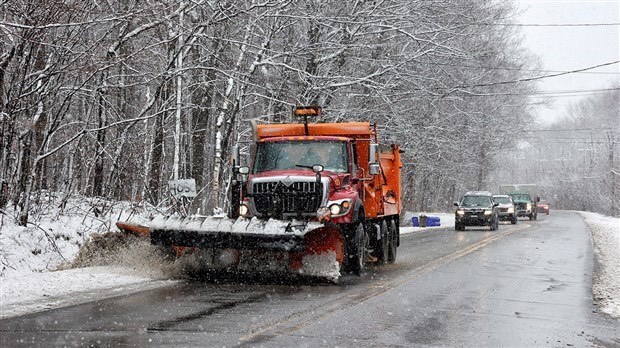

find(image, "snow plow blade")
[147,215,344,281]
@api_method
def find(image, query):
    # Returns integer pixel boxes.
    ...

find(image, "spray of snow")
[297,250,340,283]
[68,232,181,279]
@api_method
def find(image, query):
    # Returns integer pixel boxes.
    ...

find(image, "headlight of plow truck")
[328,199,352,217]
[239,204,251,217]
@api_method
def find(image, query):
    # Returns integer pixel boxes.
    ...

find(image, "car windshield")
[460,195,493,207]
[253,140,347,173]
[493,196,512,204]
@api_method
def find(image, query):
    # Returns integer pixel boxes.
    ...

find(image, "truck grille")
[252,181,323,218]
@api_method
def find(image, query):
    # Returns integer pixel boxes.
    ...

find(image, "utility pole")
[610,134,618,216]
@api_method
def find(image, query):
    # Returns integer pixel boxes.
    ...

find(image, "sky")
[514,0,620,125]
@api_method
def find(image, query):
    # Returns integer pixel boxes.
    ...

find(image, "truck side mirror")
[536,196,540,202]
[454,202,459,207]
[369,163,380,175]
[231,145,240,168]
[369,144,379,175]
[238,166,249,182]
[369,143,378,163]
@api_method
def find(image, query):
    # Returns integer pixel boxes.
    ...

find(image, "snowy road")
[1,211,618,347]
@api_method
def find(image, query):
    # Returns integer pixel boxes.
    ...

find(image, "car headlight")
[484,210,493,215]
[526,203,532,210]
[507,207,514,213]
[456,210,465,215]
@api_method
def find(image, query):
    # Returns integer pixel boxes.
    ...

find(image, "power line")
[522,128,617,132]
[445,60,620,90]
[475,22,620,27]
[422,61,620,75]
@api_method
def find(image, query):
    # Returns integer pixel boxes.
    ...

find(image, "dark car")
[493,194,517,224]
[454,191,499,231]
[537,200,550,215]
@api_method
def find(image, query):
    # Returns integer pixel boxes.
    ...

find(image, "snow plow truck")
[119,106,403,281]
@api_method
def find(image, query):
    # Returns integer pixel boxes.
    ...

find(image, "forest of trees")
[1,0,554,225]
[493,86,619,217]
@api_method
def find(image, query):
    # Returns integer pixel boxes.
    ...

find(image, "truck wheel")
[511,216,517,225]
[529,214,533,221]
[388,219,398,263]
[347,222,365,275]
[376,221,389,264]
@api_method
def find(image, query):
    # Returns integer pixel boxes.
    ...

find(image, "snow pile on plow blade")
[149,215,343,281]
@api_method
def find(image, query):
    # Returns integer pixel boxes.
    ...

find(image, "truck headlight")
[326,199,352,217]
[456,210,465,215]
[508,207,514,213]
[484,210,493,215]
[329,204,342,215]
[239,204,250,217]
[526,203,532,210]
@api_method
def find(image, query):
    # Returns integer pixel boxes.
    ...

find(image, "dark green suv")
[454,191,499,231]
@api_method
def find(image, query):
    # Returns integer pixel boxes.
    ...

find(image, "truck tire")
[376,221,389,264]
[388,219,398,263]
[511,216,517,225]
[346,222,365,275]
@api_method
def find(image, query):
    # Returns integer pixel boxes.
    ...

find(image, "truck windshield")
[510,194,531,201]
[253,141,347,173]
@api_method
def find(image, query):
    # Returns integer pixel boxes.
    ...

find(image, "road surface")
[1,211,618,347]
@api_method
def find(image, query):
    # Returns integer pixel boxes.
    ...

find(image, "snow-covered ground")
[578,211,620,318]
[0,200,618,319]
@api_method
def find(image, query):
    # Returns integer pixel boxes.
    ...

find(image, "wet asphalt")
[1,211,618,347]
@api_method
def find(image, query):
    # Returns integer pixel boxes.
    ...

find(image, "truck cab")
[240,136,359,224]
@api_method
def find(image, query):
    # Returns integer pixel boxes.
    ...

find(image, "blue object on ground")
[411,216,419,227]
[425,216,441,227]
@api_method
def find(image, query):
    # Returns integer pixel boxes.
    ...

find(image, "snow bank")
[0,195,177,318]
[578,211,620,318]
[0,194,155,278]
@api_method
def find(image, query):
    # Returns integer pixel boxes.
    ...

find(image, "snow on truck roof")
[256,122,374,140]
